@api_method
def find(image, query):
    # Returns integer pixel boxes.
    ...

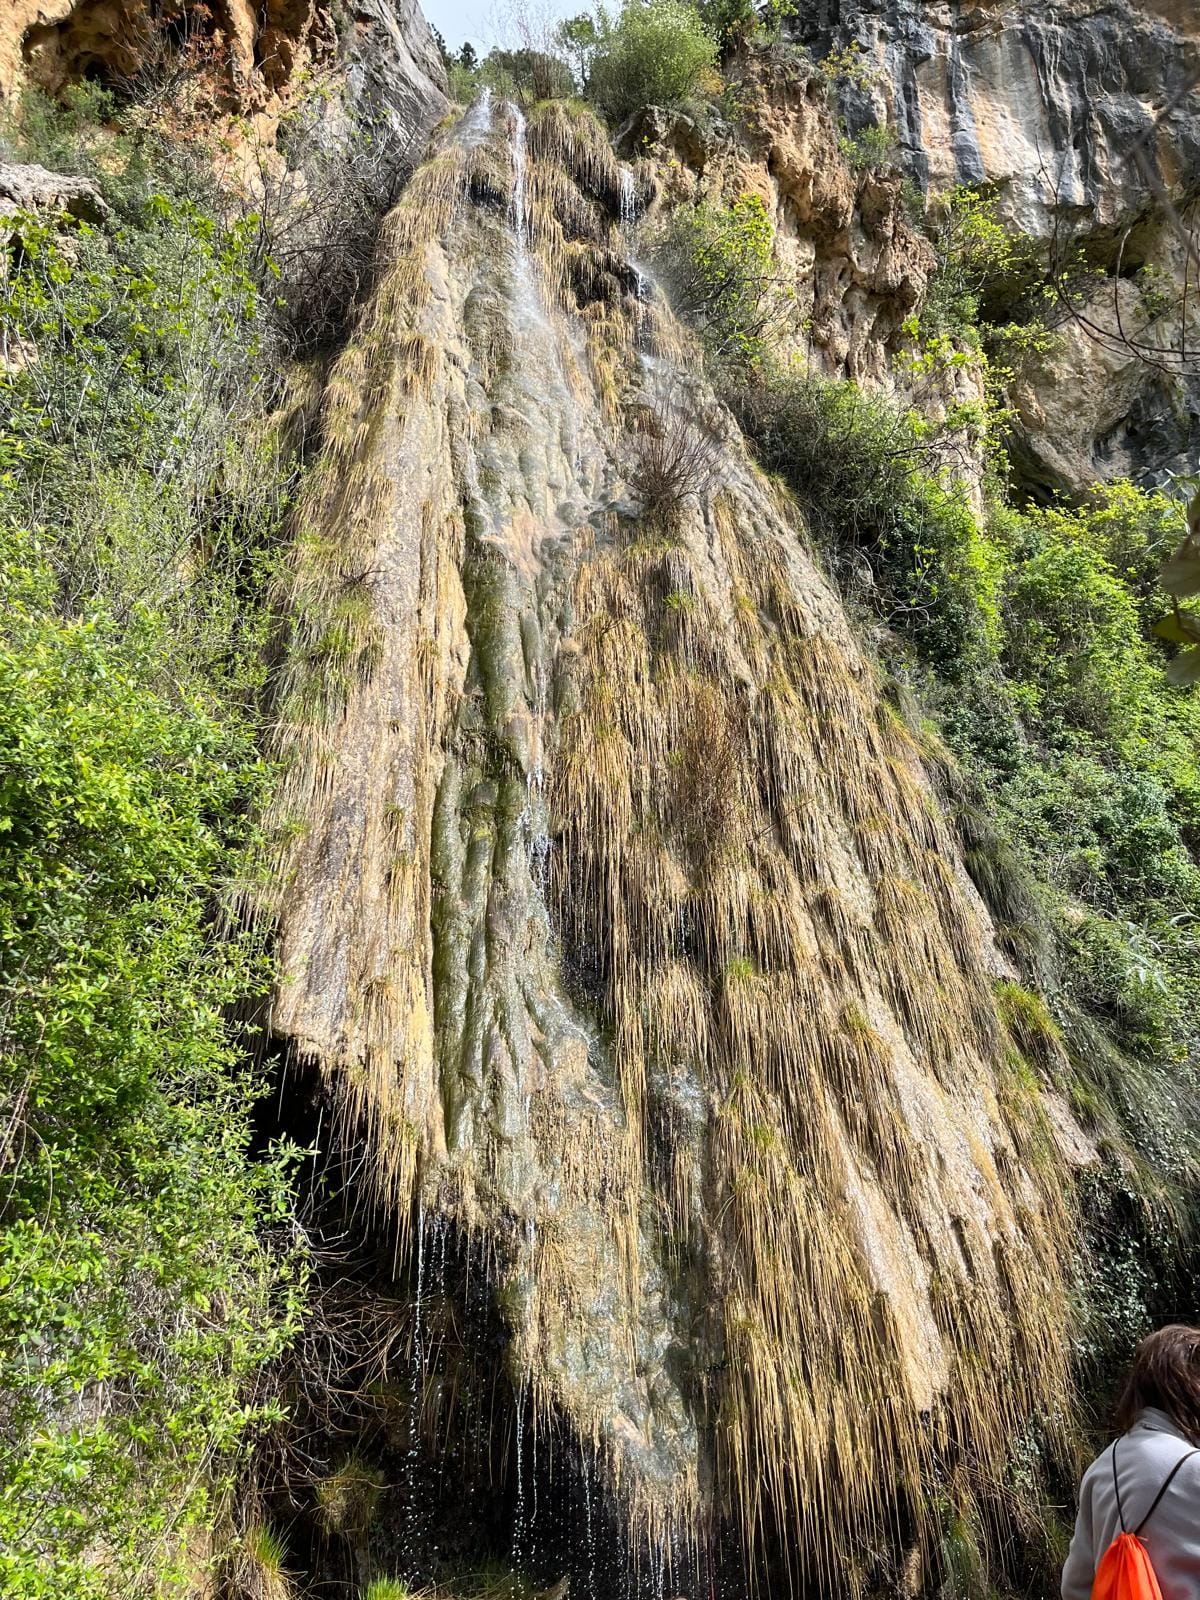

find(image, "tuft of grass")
[314,1455,386,1536]
[233,1524,295,1600]
[362,1582,410,1600]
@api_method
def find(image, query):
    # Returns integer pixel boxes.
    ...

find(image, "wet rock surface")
[256,90,1086,1595]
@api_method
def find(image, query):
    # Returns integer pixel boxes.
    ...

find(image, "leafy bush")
[696,0,796,45]
[0,520,302,1597]
[920,185,1040,336]
[837,122,897,173]
[733,367,999,671]
[0,87,306,1597]
[655,192,777,367]
[586,0,719,123]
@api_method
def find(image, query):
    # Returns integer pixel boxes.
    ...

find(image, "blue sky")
[424,0,584,53]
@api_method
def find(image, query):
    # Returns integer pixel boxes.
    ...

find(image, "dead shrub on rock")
[629,403,715,524]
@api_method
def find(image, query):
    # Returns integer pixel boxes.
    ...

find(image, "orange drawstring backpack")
[1092,1438,1197,1600]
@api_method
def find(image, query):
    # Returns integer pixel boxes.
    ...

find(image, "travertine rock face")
[258,93,1085,1595]
[1,0,447,145]
[623,50,936,384]
[793,0,1200,492]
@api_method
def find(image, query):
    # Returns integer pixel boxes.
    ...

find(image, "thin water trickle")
[617,165,652,300]
[583,1458,598,1600]
[510,102,529,248]
[512,1375,529,1568]
[619,166,638,226]
[527,648,549,888]
[404,1202,428,1562]
[460,86,494,144]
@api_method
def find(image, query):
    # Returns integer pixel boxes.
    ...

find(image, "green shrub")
[586,0,719,123]
[0,86,305,1598]
[837,122,897,173]
[697,0,795,45]
[0,522,303,1597]
[732,367,998,671]
[920,184,1040,336]
[655,192,776,368]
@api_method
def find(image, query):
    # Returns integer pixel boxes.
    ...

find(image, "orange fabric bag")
[1092,1532,1165,1600]
[1092,1440,1197,1600]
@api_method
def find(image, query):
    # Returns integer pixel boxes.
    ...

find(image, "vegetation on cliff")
[0,89,306,1596]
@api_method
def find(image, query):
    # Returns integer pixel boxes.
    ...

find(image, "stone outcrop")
[0,158,107,222]
[2,0,447,146]
[624,49,936,385]
[792,0,1200,493]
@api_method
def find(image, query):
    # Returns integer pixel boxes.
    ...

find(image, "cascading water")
[264,86,1088,1598]
[619,166,637,226]
[510,101,528,246]
[619,164,649,300]
[459,85,494,144]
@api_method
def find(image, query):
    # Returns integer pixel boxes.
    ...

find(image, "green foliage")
[696,0,795,46]
[1,200,267,516]
[837,122,897,174]
[920,184,1040,338]
[586,0,720,123]
[733,366,999,671]
[946,488,1200,1109]
[486,47,576,101]
[819,39,878,95]
[656,192,776,368]
[0,519,302,1596]
[0,81,118,173]
[248,1525,291,1573]
[555,13,601,87]
[449,60,481,103]
[0,84,305,1598]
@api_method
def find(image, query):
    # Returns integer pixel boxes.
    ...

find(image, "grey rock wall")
[792,0,1200,493]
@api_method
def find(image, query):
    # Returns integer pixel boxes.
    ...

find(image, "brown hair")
[1115,1325,1200,1442]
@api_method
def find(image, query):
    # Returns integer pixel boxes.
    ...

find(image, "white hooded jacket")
[1063,1408,1200,1600]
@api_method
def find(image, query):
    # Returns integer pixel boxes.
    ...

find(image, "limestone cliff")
[1,0,447,145]
[796,0,1200,492]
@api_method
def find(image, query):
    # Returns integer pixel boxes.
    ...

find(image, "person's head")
[1116,1324,1200,1442]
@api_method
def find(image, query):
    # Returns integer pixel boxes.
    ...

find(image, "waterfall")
[459,85,493,144]
[619,165,637,226]
[619,164,649,301]
[510,101,529,248]
[265,89,1082,1598]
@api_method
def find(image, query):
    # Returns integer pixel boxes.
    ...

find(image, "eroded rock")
[0,159,107,222]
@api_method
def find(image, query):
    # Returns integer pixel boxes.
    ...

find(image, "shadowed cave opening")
[246,1046,747,1600]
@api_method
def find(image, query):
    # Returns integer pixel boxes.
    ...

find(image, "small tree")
[586,0,719,124]
[656,192,777,369]
[555,13,599,89]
